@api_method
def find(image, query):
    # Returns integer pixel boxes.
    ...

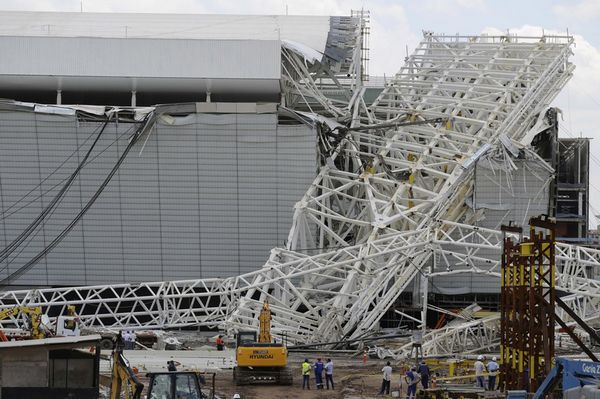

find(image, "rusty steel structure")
[500,216,556,392]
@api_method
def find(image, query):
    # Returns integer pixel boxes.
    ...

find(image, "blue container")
[506,390,528,399]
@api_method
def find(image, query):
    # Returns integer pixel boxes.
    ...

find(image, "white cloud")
[456,0,485,8]
[422,0,485,15]
[553,0,600,22]
[367,2,420,76]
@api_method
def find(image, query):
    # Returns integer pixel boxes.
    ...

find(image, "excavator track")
[233,367,293,386]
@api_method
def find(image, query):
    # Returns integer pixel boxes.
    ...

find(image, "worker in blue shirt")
[314,358,325,389]
[487,357,499,390]
[405,366,420,399]
[417,360,430,389]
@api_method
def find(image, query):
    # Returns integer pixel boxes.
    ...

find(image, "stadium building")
[0,11,365,287]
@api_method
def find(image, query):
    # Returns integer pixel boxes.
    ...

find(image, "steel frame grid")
[500,224,523,390]
[528,219,556,391]
[0,34,595,355]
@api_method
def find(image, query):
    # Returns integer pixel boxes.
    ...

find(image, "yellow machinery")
[0,306,45,339]
[233,301,292,385]
[110,345,216,399]
[110,347,144,399]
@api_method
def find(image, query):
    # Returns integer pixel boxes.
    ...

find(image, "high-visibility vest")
[302,362,311,375]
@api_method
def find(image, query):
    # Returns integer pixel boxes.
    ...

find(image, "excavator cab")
[236,331,257,346]
[147,372,214,399]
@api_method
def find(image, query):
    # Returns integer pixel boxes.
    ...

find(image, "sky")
[2,0,600,228]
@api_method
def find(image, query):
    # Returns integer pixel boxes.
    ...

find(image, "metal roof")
[0,12,361,102]
[0,334,101,349]
[0,11,332,54]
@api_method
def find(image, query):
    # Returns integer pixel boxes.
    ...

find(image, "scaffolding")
[501,217,555,392]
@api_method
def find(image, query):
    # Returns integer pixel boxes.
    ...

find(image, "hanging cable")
[0,123,138,222]
[0,116,112,264]
[0,124,101,220]
[0,111,157,286]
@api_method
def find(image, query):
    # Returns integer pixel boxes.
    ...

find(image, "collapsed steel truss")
[2,33,597,355]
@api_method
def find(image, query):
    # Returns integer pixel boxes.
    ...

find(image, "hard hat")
[492,356,497,361]
[477,355,483,360]
[233,394,241,399]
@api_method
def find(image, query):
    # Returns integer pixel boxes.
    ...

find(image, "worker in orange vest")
[216,335,225,351]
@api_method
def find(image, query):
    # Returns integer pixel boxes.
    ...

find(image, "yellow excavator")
[0,305,45,340]
[233,301,292,385]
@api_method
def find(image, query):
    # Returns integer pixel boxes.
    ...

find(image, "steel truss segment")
[0,34,589,350]
[396,315,501,358]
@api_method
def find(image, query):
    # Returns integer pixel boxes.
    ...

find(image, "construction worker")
[325,358,334,390]
[167,360,177,371]
[114,330,124,351]
[405,366,420,399]
[474,355,485,388]
[314,358,324,389]
[379,361,392,395]
[130,330,136,350]
[126,331,134,350]
[487,356,499,390]
[65,305,79,331]
[302,358,311,389]
[123,331,131,349]
[417,360,430,389]
[216,335,225,351]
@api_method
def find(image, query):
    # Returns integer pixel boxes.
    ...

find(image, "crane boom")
[0,306,45,339]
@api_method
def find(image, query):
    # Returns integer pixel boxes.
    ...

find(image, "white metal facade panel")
[0,36,280,80]
[0,110,316,287]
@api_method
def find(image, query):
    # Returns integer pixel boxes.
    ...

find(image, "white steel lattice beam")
[2,34,594,354]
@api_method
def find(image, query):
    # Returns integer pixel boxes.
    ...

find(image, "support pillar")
[131,90,137,107]
[56,89,62,105]
[420,272,428,333]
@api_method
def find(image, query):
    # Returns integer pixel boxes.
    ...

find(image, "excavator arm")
[110,348,144,399]
[258,301,272,343]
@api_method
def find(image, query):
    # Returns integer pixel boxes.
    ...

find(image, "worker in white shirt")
[379,361,392,395]
[474,355,485,388]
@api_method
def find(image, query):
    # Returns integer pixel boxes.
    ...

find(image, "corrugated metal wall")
[431,158,552,294]
[0,109,316,287]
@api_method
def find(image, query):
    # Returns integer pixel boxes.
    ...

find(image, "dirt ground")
[100,351,408,399]
[215,363,401,399]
